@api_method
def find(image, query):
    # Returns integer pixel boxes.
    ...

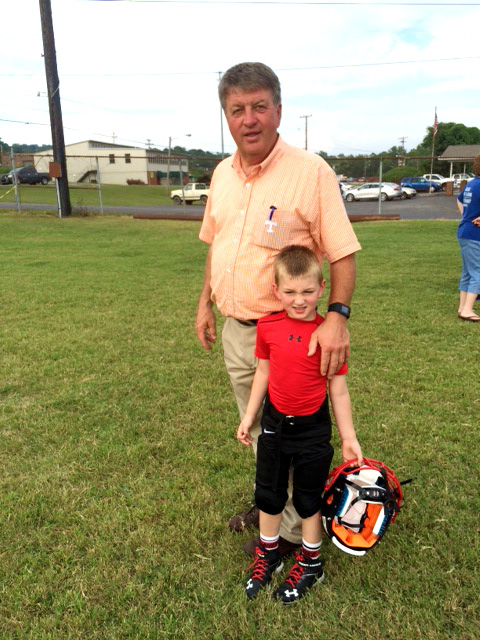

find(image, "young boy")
[237,245,363,604]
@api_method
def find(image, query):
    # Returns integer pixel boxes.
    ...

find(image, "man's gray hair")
[218,62,281,111]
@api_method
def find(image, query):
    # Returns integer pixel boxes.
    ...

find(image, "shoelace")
[248,547,270,581]
[285,553,307,587]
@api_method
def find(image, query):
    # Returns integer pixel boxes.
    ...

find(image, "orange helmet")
[321,458,405,556]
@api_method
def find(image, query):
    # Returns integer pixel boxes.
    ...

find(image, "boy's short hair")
[274,245,323,285]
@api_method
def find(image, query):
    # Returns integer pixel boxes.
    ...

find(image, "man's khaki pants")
[222,317,302,544]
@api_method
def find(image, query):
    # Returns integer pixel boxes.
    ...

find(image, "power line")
[80,1,480,6]
[2,55,480,78]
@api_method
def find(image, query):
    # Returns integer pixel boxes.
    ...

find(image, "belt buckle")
[285,415,295,426]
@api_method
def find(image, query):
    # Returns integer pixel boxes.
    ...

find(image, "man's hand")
[473,216,480,227]
[196,300,217,350]
[307,313,350,378]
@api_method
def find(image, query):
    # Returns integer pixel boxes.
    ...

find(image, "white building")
[34,140,189,186]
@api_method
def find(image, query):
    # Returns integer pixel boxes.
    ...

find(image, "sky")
[1,0,480,157]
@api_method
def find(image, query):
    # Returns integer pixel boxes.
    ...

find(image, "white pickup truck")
[423,174,453,190]
[170,182,210,205]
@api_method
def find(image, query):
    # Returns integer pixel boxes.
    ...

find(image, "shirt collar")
[231,136,286,179]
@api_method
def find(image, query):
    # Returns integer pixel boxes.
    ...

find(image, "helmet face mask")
[321,458,404,556]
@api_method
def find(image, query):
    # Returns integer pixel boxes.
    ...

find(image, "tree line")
[322,122,480,180]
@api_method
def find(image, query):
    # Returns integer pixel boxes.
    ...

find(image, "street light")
[167,133,191,187]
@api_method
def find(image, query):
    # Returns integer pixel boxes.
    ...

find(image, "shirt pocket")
[252,209,291,250]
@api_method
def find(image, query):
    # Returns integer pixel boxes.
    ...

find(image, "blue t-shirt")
[457,177,480,242]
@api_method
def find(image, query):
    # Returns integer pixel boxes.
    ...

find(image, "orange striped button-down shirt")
[199,137,361,320]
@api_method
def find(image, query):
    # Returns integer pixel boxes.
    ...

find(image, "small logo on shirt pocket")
[253,209,291,250]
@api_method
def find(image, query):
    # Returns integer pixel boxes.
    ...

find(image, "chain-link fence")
[0,150,221,215]
[1,151,472,219]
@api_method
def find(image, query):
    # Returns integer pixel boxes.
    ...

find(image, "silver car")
[400,186,417,199]
[343,182,403,202]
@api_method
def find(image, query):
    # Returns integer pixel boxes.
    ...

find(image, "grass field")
[0,184,178,209]
[0,213,478,639]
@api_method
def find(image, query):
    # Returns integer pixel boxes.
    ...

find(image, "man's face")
[225,88,281,168]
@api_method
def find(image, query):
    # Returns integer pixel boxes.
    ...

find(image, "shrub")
[382,167,420,183]
[126,179,146,186]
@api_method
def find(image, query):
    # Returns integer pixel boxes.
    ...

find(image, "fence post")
[96,157,104,215]
[378,158,383,216]
[179,160,187,215]
[10,150,20,213]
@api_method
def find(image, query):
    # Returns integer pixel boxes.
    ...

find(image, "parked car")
[423,174,453,190]
[339,182,354,196]
[452,173,474,188]
[0,167,51,185]
[400,186,417,199]
[400,177,442,193]
[343,182,403,202]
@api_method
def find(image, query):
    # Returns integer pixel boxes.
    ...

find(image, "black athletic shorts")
[255,394,334,519]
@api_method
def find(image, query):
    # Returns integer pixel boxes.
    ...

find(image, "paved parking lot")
[344,192,459,220]
[131,191,461,222]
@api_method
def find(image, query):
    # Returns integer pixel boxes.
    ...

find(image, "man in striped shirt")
[196,62,361,557]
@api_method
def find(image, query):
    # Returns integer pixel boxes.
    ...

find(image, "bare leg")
[458,290,468,314]
[259,511,282,538]
[302,512,322,546]
[459,292,480,319]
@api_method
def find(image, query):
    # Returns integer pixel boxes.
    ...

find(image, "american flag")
[433,111,438,138]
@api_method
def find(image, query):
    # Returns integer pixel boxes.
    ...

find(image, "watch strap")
[328,302,351,319]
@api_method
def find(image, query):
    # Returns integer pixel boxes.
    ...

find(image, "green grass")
[0,214,478,639]
[0,183,181,209]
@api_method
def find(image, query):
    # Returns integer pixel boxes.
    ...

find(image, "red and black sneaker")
[273,553,324,604]
[245,545,283,600]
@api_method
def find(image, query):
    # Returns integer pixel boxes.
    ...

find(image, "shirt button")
[240,210,245,215]
[246,183,250,188]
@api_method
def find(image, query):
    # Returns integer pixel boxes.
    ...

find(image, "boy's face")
[273,273,325,322]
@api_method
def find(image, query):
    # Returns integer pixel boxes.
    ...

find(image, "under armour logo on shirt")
[289,335,302,343]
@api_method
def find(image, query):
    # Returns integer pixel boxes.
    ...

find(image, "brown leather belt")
[236,319,258,327]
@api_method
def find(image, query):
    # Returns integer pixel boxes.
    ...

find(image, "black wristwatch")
[327,303,351,319]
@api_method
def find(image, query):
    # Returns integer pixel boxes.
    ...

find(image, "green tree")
[413,121,480,173]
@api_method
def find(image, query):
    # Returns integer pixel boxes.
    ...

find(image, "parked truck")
[0,167,51,185]
[170,182,209,205]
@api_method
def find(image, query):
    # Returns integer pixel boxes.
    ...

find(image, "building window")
[109,154,115,164]
[125,154,131,164]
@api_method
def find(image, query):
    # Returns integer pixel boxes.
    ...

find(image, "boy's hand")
[237,418,254,446]
[342,438,363,466]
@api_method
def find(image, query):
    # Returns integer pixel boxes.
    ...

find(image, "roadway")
[0,192,460,221]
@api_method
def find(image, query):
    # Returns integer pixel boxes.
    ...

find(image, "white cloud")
[0,0,479,155]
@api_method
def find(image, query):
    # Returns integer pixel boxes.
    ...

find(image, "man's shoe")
[245,545,284,600]
[228,504,259,533]
[243,535,300,559]
[274,553,324,604]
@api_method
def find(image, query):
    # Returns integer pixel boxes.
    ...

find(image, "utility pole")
[300,115,312,151]
[39,0,71,217]
[398,136,408,150]
[218,71,225,159]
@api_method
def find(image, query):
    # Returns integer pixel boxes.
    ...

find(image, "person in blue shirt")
[457,154,480,322]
